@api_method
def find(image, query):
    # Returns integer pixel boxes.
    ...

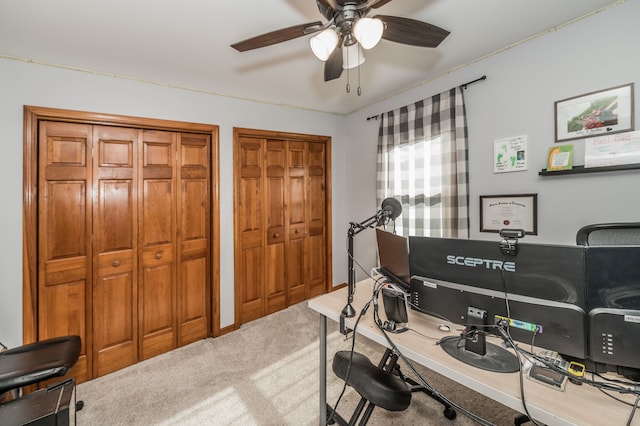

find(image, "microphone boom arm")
[340,197,402,335]
[341,206,396,334]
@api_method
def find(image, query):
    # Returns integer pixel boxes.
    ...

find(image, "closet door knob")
[273,233,280,239]
[112,260,121,267]
[295,229,300,234]
[155,252,162,259]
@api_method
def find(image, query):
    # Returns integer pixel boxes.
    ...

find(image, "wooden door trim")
[22,105,221,345]
[232,127,332,327]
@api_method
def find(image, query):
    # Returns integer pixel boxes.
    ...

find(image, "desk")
[308,280,639,426]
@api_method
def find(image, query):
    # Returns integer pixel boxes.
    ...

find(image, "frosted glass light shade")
[353,18,383,49]
[310,29,339,61]
[342,43,365,69]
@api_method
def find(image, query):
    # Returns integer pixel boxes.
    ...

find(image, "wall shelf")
[539,163,640,176]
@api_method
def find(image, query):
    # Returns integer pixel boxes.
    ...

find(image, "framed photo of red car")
[480,194,538,235]
[554,83,634,143]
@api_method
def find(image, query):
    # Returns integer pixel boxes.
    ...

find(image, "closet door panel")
[179,257,208,344]
[38,121,92,383]
[179,181,208,345]
[40,278,87,382]
[142,180,173,244]
[265,140,287,313]
[140,253,174,359]
[140,130,177,360]
[308,142,327,297]
[93,270,135,376]
[92,126,138,376]
[287,142,308,305]
[237,139,265,323]
[177,133,210,345]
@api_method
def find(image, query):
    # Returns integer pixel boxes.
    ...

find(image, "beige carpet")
[76,302,519,425]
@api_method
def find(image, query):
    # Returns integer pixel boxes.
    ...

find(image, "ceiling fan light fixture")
[353,17,383,50]
[343,42,365,69]
[310,28,339,61]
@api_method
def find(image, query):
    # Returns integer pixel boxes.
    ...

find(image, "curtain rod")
[366,75,487,121]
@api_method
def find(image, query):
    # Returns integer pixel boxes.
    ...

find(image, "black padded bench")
[328,350,412,425]
[0,335,81,397]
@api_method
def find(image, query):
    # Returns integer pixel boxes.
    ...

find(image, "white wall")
[0,59,348,347]
[345,0,640,277]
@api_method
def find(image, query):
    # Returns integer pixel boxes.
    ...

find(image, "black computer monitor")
[409,236,588,372]
[584,245,640,377]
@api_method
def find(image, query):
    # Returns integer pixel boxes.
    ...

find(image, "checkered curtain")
[376,87,469,238]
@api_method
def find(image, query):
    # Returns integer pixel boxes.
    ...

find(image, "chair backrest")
[576,222,640,246]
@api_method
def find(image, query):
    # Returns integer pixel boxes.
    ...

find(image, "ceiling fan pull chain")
[357,50,362,96]
[345,47,351,93]
[346,68,351,92]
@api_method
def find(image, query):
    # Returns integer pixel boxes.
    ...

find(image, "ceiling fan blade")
[377,15,450,48]
[324,46,343,81]
[370,0,393,8]
[231,21,322,52]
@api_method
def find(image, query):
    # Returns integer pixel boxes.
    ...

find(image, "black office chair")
[328,349,456,425]
[576,222,640,246]
[0,335,81,400]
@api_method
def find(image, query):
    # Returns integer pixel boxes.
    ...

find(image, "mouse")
[437,324,451,332]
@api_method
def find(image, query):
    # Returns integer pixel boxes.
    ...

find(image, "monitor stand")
[440,307,520,373]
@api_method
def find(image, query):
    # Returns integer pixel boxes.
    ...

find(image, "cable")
[346,243,387,301]
[594,371,640,388]
[326,280,385,424]
[627,395,640,426]
[406,327,441,341]
[326,300,367,423]
[496,323,640,425]
[496,252,547,425]
[495,324,543,426]
[407,299,455,324]
[371,286,497,426]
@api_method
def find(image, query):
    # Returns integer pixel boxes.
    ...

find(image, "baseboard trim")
[217,324,236,337]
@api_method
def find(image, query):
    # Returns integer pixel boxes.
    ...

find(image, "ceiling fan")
[230,0,450,83]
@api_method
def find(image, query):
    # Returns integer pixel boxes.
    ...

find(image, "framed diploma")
[480,194,538,235]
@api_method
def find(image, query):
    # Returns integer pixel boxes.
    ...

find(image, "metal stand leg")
[379,348,457,421]
[320,315,327,426]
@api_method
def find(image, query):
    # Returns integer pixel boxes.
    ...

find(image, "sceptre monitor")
[409,236,588,371]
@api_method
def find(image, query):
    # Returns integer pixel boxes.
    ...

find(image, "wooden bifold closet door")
[36,119,212,382]
[234,128,332,326]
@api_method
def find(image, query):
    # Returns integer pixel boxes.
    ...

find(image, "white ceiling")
[0,0,623,115]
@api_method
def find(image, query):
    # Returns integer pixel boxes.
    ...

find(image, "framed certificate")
[480,194,538,235]
[555,83,634,142]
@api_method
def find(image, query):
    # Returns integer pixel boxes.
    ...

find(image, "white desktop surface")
[308,280,639,426]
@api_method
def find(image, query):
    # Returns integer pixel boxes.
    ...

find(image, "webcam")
[499,229,526,239]
[499,228,525,256]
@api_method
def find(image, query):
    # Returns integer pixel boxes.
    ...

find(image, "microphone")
[377,197,402,225]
